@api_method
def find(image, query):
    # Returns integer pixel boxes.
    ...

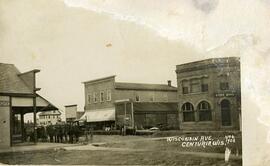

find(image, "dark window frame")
[198,101,212,121]
[201,84,208,92]
[182,103,195,122]
[182,87,189,94]
[220,82,229,90]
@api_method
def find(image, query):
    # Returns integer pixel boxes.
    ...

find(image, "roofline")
[39,110,61,116]
[0,92,34,97]
[176,57,240,67]
[0,62,14,65]
[115,82,177,91]
[115,88,177,92]
[65,104,77,107]
[82,75,116,84]
[115,101,178,104]
[18,69,41,76]
[36,94,58,110]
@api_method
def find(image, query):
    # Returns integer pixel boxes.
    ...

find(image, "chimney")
[167,80,172,86]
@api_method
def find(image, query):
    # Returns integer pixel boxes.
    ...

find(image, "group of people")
[36,122,82,143]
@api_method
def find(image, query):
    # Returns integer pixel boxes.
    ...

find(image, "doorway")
[221,99,232,126]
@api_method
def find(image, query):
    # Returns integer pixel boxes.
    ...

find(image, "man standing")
[47,123,54,143]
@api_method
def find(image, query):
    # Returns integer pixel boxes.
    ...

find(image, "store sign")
[215,93,235,97]
[0,100,9,107]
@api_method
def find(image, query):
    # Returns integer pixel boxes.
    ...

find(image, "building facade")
[0,63,57,148]
[82,76,178,129]
[38,110,61,126]
[176,57,241,131]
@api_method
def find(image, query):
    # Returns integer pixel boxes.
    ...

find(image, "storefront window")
[198,101,212,121]
[182,102,195,122]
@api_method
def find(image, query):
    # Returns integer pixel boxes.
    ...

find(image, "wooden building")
[115,100,179,130]
[81,75,177,130]
[0,63,57,148]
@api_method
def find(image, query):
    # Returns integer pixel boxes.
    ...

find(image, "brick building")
[176,57,241,131]
[81,75,178,129]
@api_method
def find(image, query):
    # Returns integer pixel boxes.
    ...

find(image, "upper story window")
[135,95,140,102]
[182,102,195,122]
[150,95,154,102]
[201,84,208,92]
[201,77,208,92]
[100,91,105,102]
[190,78,200,93]
[182,80,189,94]
[87,93,92,104]
[93,92,98,103]
[106,90,111,101]
[181,77,209,94]
[220,82,229,90]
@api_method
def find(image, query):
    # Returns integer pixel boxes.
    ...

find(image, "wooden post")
[33,95,37,144]
[9,96,13,147]
[20,111,24,142]
[124,102,126,136]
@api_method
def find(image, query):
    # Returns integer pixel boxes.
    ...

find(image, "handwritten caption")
[167,135,236,148]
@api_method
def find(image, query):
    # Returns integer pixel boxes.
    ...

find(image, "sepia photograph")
[0,0,270,165]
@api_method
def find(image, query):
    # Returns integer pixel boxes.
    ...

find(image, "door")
[221,99,232,126]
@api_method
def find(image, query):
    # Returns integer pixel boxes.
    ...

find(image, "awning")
[80,108,115,122]
[11,94,58,114]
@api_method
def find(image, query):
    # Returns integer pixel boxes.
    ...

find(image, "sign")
[0,100,9,107]
[215,93,235,97]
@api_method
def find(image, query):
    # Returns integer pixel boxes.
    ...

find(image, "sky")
[1,1,270,164]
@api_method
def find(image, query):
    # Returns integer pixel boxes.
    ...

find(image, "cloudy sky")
[1,0,269,110]
[1,1,270,163]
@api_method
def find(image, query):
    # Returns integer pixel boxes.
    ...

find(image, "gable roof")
[115,82,177,91]
[0,63,33,94]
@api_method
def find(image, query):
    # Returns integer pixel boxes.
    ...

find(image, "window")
[182,80,189,94]
[100,91,104,102]
[150,94,154,102]
[198,101,212,121]
[106,90,111,101]
[135,95,140,102]
[182,87,189,94]
[94,92,98,103]
[220,82,229,90]
[201,84,208,92]
[182,102,195,122]
[190,79,200,93]
[87,93,92,104]
[201,77,209,92]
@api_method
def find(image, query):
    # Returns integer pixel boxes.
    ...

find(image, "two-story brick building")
[81,76,178,130]
[176,57,241,131]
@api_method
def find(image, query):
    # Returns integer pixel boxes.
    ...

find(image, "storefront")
[0,63,57,148]
[115,99,179,130]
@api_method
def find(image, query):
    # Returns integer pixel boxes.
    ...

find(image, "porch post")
[33,95,37,144]
[20,111,24,142]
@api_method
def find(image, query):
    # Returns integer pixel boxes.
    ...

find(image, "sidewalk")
[0,143,77,154]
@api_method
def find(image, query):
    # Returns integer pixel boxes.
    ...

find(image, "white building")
[38,110,61,126]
